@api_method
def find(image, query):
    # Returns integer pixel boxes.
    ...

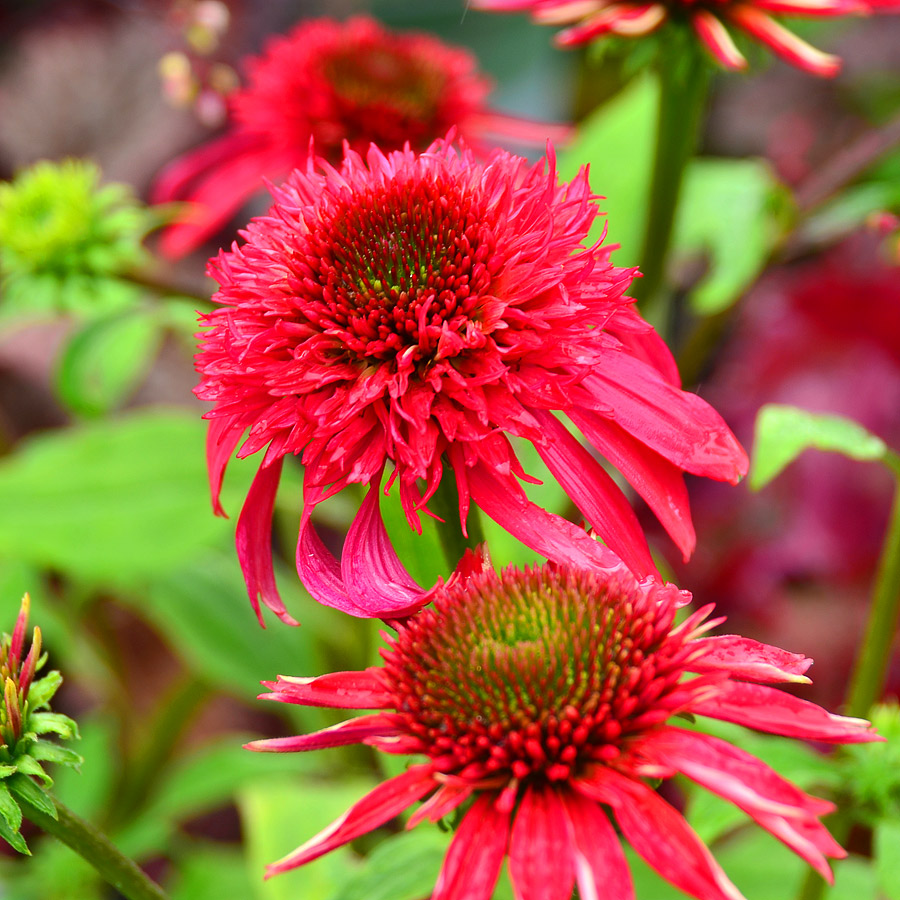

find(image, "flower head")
[152,16,567,258]
[0,159,152,317]
[472,0,869,77]
[0,595,82,855]
[196,138,747,624]
[249,562,878,899]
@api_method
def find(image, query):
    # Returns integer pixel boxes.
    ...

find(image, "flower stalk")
[19,793,168,900]
[428,473,486,571]
[630,37,711,332]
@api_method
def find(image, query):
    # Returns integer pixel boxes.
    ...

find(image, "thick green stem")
[429,475,486,571]
[20,794,168,900]
[630,41,710,333]
[845,453,900,718]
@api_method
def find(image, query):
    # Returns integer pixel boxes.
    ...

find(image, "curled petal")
[237,458,298,626]
[266,765,435,877]
[692,11,749,69]
[688,635,813,684]
[260,669,393,709]
[433,793,511,900]
[245,714,401,752]
[508,787,576,900]
[692,681,881,743]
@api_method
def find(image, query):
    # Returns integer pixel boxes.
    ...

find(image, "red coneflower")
[152,15,566,258]
[472,0,868,77]
[249,560,878,899]
[195,138,747,624]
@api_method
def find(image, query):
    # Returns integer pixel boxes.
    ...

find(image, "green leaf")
[30,741,83,768]
[12,756,51,785]
[0,780,22,833]
[29,710,78,739]
[750,404,888,490]
[676,158,788,315]
[0,764,17,778]
[875,818,900,899]
[0,808,30,855]
[8,771,57,817]
[328,827,450,900]
[0,409,253,585]
[27,671,63,708]
[238,775,379,900]
[558,74,658,266]
[55,307,163,417]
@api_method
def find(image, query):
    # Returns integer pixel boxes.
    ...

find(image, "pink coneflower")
[152,15,566,258]
[472,0,868,77]
[196,137,747,624]
[249,561,878,899]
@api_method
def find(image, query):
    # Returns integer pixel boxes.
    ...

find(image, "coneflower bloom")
[152,15,566,258]
[471,0,868,77]
[196,137,747,624]
[249,561,878,899]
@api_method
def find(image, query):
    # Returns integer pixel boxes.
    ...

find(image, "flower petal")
[529,409,657,578]
[467,459,636,578]
[205,414,248,517]
[688,635,813,684]
[577,768,745,900]
[569,409,696,559]
[236,458,299,626]
[245,714,401,752]
[691,10,749,70]
[433,793,511,900]
[508,786,576,900]
[691,681,880,743]
[296,513,368,616]
[260,668,393,709]
[265,765,435,877]
[561,790,635,900]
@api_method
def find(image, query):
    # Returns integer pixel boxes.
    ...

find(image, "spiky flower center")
[382,566,691,783]
[297,176,502,365]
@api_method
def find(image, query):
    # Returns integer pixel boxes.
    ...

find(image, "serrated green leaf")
[8,772,56,817]
[29,711,78,739]
[327,828,450,900]
[0,781,22,833]
[0,764,16,778]
[55,307,163,417]
[28,671,63,708]
[13,755,52,785]
[875,819,900,899]
[30,741,83,767]
[750,404,888,490]
[0,808,30,855]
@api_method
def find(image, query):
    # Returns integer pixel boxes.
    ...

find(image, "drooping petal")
[206,413,249,516]
[749,810,844,882]
[245,714,401,752]
[236,458,298,626]
[467,459,636,579]
[265,765,435,877]
[529,409,657,578]
[561,790,635,900]
[579,359,748,484]
[433,793,511,900]
[691,681,881,743]
[691,10,749,70]
[688,635,813,684]
[340,481,428,616]
[259,668,393,709]
[508,786,576,900]
[577,768,745,900]
[727,5,841,76]
[555,3,666,45]
[569,409,696,559]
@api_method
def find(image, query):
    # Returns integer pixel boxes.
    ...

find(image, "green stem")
[845,453,900,719]
[121,267,212,307]
[429,475,486,571]
[20,794,168,900]
[795,453,900,900]
[630,39,711,333]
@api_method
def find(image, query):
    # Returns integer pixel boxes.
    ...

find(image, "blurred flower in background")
[472,0,870,76]
[196,138,747,623]
[250,562,877,900]
[152,14,569,258]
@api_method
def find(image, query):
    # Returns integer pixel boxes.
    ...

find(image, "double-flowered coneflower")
[195,137,748,624]
[152,16,566,258]
[472,0,870,77]
[249,560,878,900]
